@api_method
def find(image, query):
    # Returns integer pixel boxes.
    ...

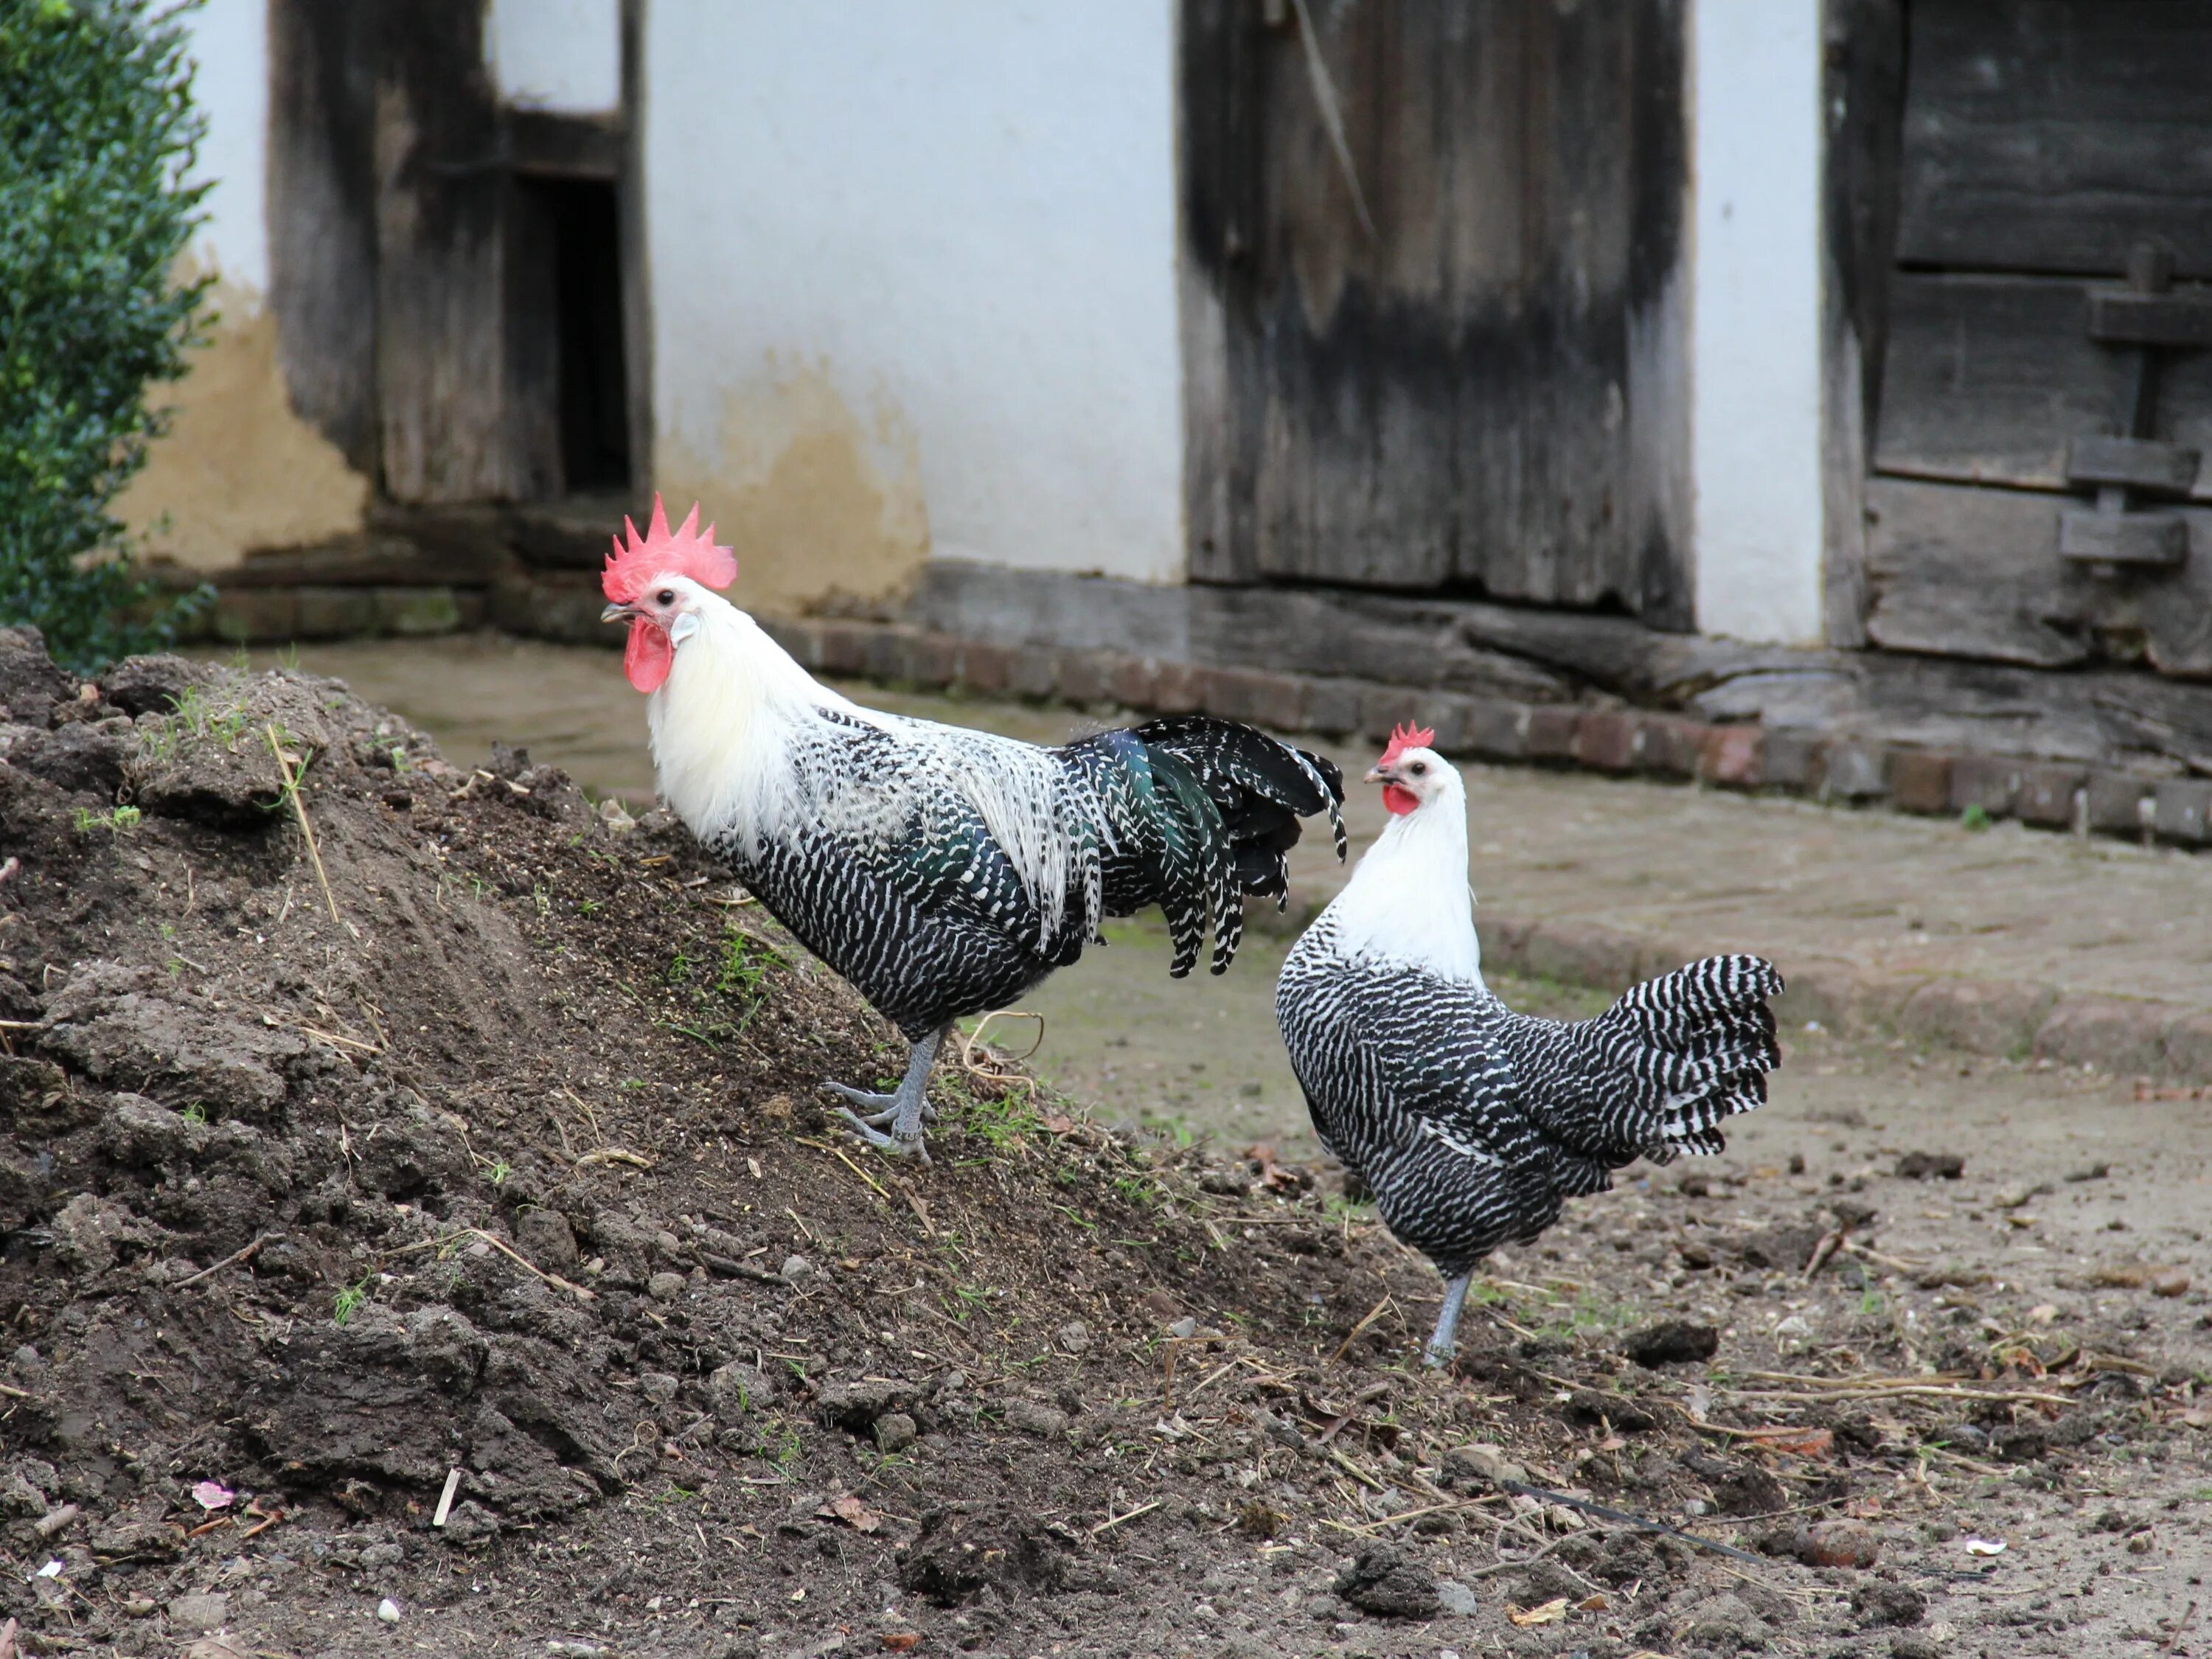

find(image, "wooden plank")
[508,111,622,181]
[2067,436,2200,497]
[618,0,653,503]
[1895,0,2212,279]
[2089,291,2212,351]
[2058,508,2188,568]
[265,0,380,475]
[1818,0,1905,649]
[374,1,519,503]
[1874,274,2212,498]
[1180,0,1691,621]
[1865,476,2212,675]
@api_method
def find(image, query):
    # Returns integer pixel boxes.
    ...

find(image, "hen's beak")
[1364,763,1394,785]
[601,602,633,625]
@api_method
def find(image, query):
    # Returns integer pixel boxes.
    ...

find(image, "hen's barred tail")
[1104,717,1344,978]
[1599,953,1784,1157]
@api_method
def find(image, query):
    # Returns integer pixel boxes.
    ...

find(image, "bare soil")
[1,630,2207,1659]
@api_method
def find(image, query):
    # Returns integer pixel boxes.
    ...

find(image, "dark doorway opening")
[519,175,631,493]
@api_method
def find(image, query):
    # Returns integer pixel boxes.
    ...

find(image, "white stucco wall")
[180,0,268,291]
[1688,0,1826,644]
[120,0,369,569]
[487,0,621,114]
[642,1,1185,613]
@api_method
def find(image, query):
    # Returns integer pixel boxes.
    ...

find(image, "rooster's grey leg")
[1423,1272,1475,1370]
[823,1026,947,1159]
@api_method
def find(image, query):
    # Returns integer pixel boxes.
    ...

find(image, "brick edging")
[762,617,2212,855]
[1475,914,2210,1085]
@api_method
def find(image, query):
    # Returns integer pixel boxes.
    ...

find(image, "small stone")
[874,1413,919,1454]
[780,1253,813,1284]
[167,1593,228,1632]
[646,1270,685,1303]
[1057,1320,1091,1354]
[1789,1519,1880,1568]
[2150,1268,2191,1298]
[1441,1442,1525,1487]
[1892,1638,1942,1659]
[1435,1579,1480,1616]
[1004,1399,1069,1439]
[378,1596,403,1623]
[638,1371,679,1405]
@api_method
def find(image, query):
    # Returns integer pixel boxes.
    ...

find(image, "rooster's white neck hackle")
[644,584,860,842]
[641,583,1086,942]
[1322,757,1483,984]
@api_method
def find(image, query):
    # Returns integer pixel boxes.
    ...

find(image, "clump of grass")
[1960,804,1993,832]
[72,804,142,835]
[331,1275,374,1326]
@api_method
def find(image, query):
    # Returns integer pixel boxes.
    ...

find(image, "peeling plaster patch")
[655,358,931,619]
[118,274,369,571]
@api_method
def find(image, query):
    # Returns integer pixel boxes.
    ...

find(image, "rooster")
[1276,723,1781,1368]
[601,499,1346,1159]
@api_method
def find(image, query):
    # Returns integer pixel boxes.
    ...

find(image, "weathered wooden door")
[1179,0,1691,627]
[1864,0,2212,678]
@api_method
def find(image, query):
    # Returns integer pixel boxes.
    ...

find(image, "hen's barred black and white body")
[603,529,1345,1160]
[1276,731,1780,1366]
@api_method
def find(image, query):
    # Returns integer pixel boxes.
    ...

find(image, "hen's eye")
[655,588,675,606]
[1409,762,1427,776]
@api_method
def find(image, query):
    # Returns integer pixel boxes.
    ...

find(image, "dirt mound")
[1,627,2205,1658]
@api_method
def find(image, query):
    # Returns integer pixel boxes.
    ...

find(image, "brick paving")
[240,635,2212,1081]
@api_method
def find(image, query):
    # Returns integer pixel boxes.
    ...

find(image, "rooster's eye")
[655,589,675,606]
[1409,762,1427,776]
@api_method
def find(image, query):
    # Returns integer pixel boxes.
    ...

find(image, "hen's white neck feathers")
[1322,761,1483,983]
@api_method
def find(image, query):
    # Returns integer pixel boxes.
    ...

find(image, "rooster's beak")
[1363,764,1393,785]
[601,602,632,625]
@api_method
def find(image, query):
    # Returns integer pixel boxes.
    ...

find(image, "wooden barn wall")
[266,0,630,507]
[1179,1,1693,629]
[1861,0,2212,677]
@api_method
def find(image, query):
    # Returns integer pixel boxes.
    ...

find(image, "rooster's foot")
[831,1105,931,1164]
[818,1026,947,1165]
[818,1082,939,1127]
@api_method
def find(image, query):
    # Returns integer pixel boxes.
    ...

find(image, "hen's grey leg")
[823,1026,947,1161]
[1423,1272,1475,1369]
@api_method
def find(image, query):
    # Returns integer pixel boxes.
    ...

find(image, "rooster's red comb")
[1378,723,1436,767]
[602,496,737,604]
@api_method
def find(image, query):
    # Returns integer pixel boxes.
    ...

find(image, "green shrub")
[0,0,212,672]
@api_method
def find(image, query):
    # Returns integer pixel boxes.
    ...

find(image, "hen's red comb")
[1378,722,1435,767]
[602,495,737,603]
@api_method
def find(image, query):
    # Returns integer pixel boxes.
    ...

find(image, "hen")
[602,500,1345,1159]
[1276,723,1781,1366]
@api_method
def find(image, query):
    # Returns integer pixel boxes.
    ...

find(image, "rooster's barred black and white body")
[1276,729,1780,1366]
[599,501,1344,1159]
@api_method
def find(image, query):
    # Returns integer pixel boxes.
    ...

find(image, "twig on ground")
[1091,1500,1161,1536]
[459,1228,595,1301]
[175,1233,278,1288]
[572,1147,652,1169]
[796,1136,891,1203]
[265,724,346,930]
[1329,1293,1397,1366]
[1498,1480,1765,1565]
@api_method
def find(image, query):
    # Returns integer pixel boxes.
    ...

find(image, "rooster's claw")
[818,1081,938,1124]
[831,1105,931,1164]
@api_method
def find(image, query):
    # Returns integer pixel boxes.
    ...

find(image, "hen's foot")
[1423,1271,1475,1370]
